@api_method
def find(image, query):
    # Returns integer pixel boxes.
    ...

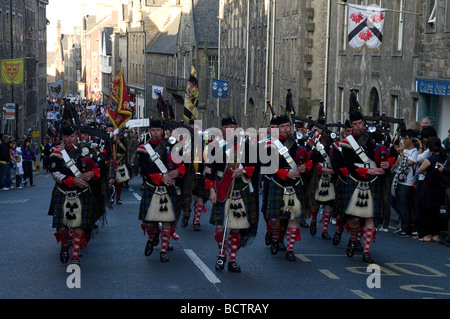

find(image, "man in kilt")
[264,115,311,261]
[330,120,353,246]
[181,119,209,231]
[137,119,186,262]
[108,127,134,205]
[261,116,283,248]
[340,110,390,263]
[206,116,258,273]
[48,124,106,266]
[306,119,336,240]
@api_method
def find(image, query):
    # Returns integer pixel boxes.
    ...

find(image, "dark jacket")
[0,142,11,163]
[441,152,450,188]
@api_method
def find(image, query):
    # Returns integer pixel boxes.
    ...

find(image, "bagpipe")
[362,113,406,148]
[217,130,247,203]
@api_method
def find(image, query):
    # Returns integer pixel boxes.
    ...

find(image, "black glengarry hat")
[150,119,164,128]
[221,116,237,127]
[61,123,76,136]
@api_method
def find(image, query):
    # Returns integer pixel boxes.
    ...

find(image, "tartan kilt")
[193,174,209,200]
[333,177,349,217]
[265,179,303,220]
[261,176,271,219]
[302,168,320,209]
[344,177,382,220]
[50,185,96,229]
[138,184,178,223]
[209,178,257,227]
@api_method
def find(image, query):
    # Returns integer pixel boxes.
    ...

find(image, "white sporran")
[63,191,83,228]
[281,186,302,220]
[145,186,175,222]
[315,173,335,202]
[225,190,250,229]
[116,164,130,183]
[345,181,373,218]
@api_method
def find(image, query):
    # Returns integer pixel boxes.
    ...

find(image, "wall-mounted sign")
[415,78,450,96]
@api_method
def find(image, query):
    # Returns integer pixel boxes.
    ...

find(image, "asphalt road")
[1,170,449,305]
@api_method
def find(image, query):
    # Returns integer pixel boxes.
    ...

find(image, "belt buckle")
[156,186,167,195]
[66,190,78,200]
[284,186,295,195]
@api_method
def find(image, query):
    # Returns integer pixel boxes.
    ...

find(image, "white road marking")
[184,249,221,284]
[351,290,375,299]
[318,269,340,279]
[133,193,141,201]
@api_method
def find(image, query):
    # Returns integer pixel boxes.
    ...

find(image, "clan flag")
[107,66,132,129]
[347,4,387,49]
[212,79,229,99]
[183,65,199,122]
[1,58,24,85]
[48,80,64,99]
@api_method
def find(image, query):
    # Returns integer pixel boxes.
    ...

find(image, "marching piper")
[136,119,186,262]
[264,115,312,261]
[340,110,391,263]
[48,123,106,266]
[205,116,258,272]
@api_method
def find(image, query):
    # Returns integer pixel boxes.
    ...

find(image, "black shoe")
[332,231,342,246]
[167,243,174,251]
[270,240,279,255]
[321,231,331,240]
[193,223,201,231]
[227,261,241,272]
[215,256,226,271]
[394,229,411,237]
[346,240,356,258]
[299,220,309,228]
[310,221,317,236]
[116,200,122,205]
[160,252,169,262]
[278,241,287,251]
[362,252,374,263]
[355,241,363,252]
[265,232,272,246]
[181,215,189,228]
[144,240,154,256]
[60,246,69,263]
[285,250,296,261]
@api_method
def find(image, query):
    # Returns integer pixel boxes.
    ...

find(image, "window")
[393,0,404,52]
[391,95,399,132]
[428,0,436,25]
[209,55,217,79]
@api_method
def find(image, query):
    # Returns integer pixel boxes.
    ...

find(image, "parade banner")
[212,79,229,99]
[183,65,199,122]
[1,58,24,85]
[107,67,132,129]
[347,4,387,49]
[48,80,64,99]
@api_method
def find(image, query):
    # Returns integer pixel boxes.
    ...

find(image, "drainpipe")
[324,0,331,120]
[244,0,250,116]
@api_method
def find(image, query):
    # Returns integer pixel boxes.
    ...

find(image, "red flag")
[107,67,132,129]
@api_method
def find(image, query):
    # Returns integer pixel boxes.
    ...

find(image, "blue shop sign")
[415,78,450,96]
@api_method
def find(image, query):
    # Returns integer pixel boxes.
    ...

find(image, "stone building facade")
[0,0,48,139]
[218,0,328,129]
[326,0,450,139]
